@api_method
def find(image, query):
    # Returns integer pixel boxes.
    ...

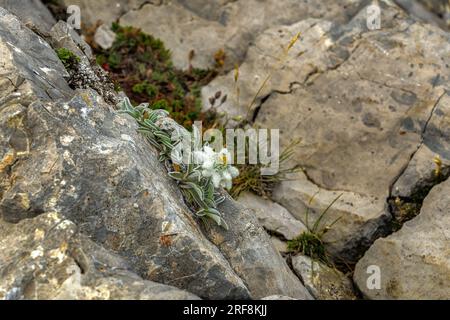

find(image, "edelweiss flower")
[194,146,239,190]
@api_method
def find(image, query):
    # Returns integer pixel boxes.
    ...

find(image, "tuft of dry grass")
[230,139,302,199]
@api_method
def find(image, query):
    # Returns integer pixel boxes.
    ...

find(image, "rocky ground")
[0,0,449,300]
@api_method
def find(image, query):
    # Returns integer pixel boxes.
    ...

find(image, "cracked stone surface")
[118,0,366,70]
[203,2,450,264]
[354,177,450,299]
[392,92,450,198]
[2,0,450,300]
[0,7,312,300]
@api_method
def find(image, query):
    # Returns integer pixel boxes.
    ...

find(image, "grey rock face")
[0,212,199,300]
[261,295,297,300]
[0,7,71,103]
[238,191,307,240]
[119,0,366,70]
[58,0,155,28]
[203,2,450,264]
[0,7,310,300]
[207,193,313,300]
[392,93,450,199]
[94,24,117,50]
[0,40,248,299]
[49,20,94,63]
[292,255,357,300]
[394,0,450,30]
[354,178,450,299]
[0,0,56,33]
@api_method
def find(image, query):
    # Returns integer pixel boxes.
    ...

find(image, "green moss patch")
[94,24,218,129]
[56,48,80,70]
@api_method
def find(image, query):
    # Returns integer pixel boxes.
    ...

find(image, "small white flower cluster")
[194,146,239,190]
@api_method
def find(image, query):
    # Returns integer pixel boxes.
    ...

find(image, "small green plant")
[92,24,304,202]
[56,48,80,70]
[92,24,218,129]
[287,232,326,261]
[287,194,343,264]
[119,98,239,229]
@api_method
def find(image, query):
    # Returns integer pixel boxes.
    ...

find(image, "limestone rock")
[0,7,310,300]
[0,212,199,300]
[273,171,390,265]
[238,191,307,240]
[94,24,116,50]
[207,193,313,300]
[292,255,357,300]
[204,2,450,263]
[0,0,56,33]
[58,0,154,28]
[271,237,288,254]
[119,0,366,70]
[354,178,450,299]
[395,0,449,30]
[49,20,94,63]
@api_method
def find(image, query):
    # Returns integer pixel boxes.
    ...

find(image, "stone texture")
[94,24,117,50]
[273,171,389,265]
[207,193,313,300]
[392,92,450,198]
[58,0,155,27]
[119,0,367,70]
[0,7,311,300]
[395,0,450,30]
[0,212,199,300]
[49,20,93,63]
[292,255,357,300]
[238,191,307,240]
[204,2,450,264]
[0,0,56,33]
[417,0,450,27]
[270,237,288,254]
[354,178,450,299]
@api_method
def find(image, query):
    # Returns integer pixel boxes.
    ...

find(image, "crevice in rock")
[263,227,288,242]
[303,39,363,86]
[388,172,450,231]
[386,92,449,230]
[250,81,303,123]
[388,91,446,195]
[117,1,164,23]
[358,91,448,255]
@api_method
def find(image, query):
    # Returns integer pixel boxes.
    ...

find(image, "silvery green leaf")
[136,102,149,110]
[192,125,202,151]
[206,207,222,217]
[188,171,202,182]
[182,182,204,201]
[168,172,184,181]
[194,209,208,217]
[207,213,228,230]
[214,195,226,205]
[204,198,216,208]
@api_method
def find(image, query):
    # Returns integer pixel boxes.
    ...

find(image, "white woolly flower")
[193,146,239,190]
